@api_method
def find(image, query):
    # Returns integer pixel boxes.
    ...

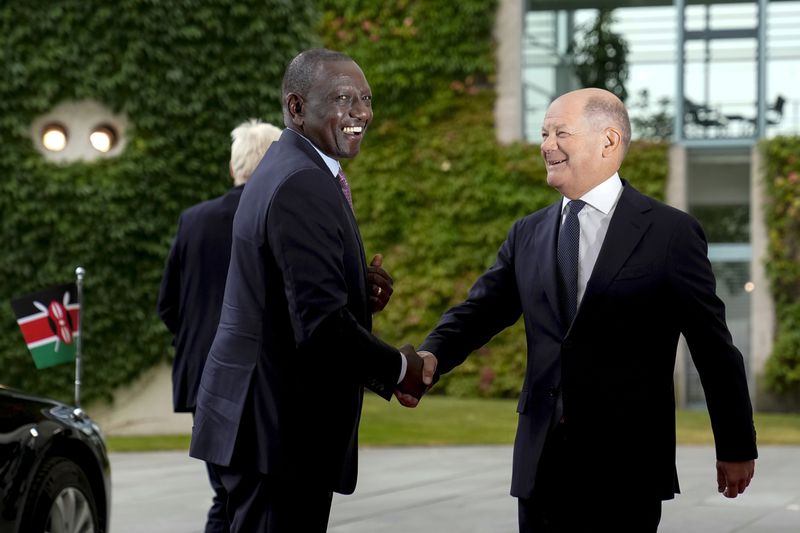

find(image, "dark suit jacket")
[157,185,244,412]
[421,181,757,501]
[189,129,401,495]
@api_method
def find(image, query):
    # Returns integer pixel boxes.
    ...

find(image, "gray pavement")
[110,446,800,532]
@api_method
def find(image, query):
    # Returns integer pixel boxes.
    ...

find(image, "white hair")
[230,119,282,185]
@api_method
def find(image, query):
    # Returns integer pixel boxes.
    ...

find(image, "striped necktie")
[557,199,586,325]
[337,167,353,210]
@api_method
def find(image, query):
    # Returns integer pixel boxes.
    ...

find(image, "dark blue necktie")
[557,199,586,325]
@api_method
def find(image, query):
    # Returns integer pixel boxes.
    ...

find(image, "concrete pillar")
[750,145,775,410]
[667,144,689,408]
[666,144,688,212]
[88,362,192,436]
[494,0,524,144]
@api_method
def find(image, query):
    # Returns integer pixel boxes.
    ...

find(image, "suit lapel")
[581,182,652,307]
[283,129,372,328]
[535,202,564,329]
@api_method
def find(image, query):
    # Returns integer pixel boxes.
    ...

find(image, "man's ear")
[287,93,304,126]
[602,127,622,158]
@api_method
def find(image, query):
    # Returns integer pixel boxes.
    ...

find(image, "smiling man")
[189,49,436,533]
[419,87,757,532]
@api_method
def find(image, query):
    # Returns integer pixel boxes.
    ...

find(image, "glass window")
[522,1,800,141]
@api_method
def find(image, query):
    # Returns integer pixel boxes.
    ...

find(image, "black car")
[0,385,110,533]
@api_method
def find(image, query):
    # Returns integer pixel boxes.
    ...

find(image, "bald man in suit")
[419,88,756,532]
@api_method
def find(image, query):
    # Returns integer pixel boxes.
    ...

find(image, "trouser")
[204,461,229,533]
[190,411,231,533]
[518,423,662,533]
[212,463,333,533]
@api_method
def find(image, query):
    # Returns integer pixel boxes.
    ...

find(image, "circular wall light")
[89,124,117,153]
[31,100,129,163]
[42,123,68,152]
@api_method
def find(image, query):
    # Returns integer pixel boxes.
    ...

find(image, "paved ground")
[110,446,800,532]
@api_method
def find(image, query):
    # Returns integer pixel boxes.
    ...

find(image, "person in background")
[418,88,756,532]
[158,118,282,533]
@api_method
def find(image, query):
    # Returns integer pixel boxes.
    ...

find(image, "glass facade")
[523,1,800,142]
[685,149,752,407]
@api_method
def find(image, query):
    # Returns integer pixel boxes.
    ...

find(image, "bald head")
[540,88,631,199]
[556,88,631,153]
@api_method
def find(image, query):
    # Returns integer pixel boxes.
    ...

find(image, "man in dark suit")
[158,118,282,532]
[418,88,757,532]
[189,48,436,532]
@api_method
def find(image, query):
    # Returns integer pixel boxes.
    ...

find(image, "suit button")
[547,387,559,397]
[563,339,574,350]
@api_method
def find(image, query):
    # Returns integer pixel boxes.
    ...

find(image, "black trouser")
[518,423,662,533]
[192,412,230,533]
[212,463,333,533]
[204,461,229,533]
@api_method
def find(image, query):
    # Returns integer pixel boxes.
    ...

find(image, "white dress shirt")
[294,130,341,177]
[560,173,623,307]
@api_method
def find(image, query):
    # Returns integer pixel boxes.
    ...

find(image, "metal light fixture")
[31,100,129,162]
[42,123,68,152]
[89,124,117,153]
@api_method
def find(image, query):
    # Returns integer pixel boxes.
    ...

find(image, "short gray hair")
[585,96,631,152]
[230,119,282,185]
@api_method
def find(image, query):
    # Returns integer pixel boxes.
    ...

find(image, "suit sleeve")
[421,223,523,375]
[157,216,182,336]
[267,170,400,398]
[668,215,757,462]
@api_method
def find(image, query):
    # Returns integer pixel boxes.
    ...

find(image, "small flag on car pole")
[10,267,87,407]
[11,282,80,370]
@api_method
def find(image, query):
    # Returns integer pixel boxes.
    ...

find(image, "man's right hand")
[395,345,437,408]
[717,459,755,498]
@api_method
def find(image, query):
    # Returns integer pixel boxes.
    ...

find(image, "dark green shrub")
[761,137,800,393]
[0,0,317,403]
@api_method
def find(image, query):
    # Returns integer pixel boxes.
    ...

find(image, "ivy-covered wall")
[1,0,669,404]
[0,0,318,403]
[318,0,669,397]
[343,89,668,398]
[761,137,800,395]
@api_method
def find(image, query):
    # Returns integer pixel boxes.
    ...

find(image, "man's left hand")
[716,459,755,498]
[368,254,393,313]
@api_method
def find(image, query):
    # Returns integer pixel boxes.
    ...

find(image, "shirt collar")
[291,129,341,177]
[561,172,622,215]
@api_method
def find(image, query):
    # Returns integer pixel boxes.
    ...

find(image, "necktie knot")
[567,199,586,216]
[337,168,353,210]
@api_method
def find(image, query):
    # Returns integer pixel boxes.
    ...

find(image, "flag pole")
[74,266,85,408]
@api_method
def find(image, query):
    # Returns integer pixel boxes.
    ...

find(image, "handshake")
[394,344,438,408]
[369,256,437,408]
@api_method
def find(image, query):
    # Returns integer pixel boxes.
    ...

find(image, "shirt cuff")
[397,351,408,384]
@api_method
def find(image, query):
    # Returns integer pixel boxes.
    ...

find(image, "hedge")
[0,0,318,403]
[319,0,669,397]
[761,137,800,394]
[0,0,669,403]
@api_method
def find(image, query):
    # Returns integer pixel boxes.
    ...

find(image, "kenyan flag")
[11,283,79,369]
